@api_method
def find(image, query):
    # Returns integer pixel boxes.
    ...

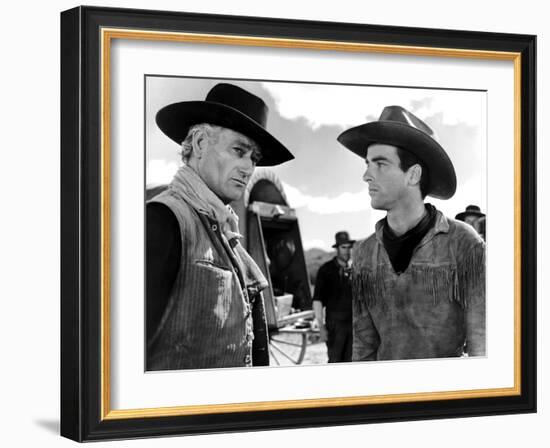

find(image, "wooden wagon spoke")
[269,337,304,348]
[269,340,301,364]
[269,346,281,366]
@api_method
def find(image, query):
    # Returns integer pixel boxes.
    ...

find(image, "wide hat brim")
[332,239,356,248]
[455,210,485,220]
[156,101,293,167]
[337,121,457,199]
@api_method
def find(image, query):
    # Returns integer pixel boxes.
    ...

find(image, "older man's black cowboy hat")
[337,105,457,199]
[156,83,294,167]
[331,231,356,248]
[455,205,485,221]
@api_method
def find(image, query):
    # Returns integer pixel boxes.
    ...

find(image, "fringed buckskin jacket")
[352,209,486,361]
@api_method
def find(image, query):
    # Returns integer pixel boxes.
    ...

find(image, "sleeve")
[146,202,181,345]
[313,264,327,305]
[352,298,380,361]
[461,241,486,356]
[351,242,380,361]
[251,291,270,366]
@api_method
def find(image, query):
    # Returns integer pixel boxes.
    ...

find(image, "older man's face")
[198,128,262,204]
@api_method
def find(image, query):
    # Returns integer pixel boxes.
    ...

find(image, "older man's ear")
[191,130,208,160]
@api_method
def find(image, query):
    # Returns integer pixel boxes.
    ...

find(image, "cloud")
[282,181,371,214]
[262,82,484,130]
[146,159,179,186]
[410,95,484,127]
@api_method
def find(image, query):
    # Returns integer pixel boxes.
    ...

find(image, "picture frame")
[60,5,536,442]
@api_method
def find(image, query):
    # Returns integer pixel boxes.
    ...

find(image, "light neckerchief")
[170,164,268,296]
[170,165,240,239]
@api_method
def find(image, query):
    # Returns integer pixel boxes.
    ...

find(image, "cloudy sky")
[146,76,486,251]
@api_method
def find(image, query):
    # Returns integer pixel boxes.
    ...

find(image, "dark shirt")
[382,203,437,274]
[313,257,353,321]
[146,203,181,342]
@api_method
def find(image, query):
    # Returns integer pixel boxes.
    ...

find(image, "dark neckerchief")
[382,204,437,274]
[335,257,352,283]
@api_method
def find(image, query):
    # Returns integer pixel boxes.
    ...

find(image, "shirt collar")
[375,207,449,246]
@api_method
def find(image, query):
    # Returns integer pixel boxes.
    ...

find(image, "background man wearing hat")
[312,231,355,363]
[146,83,294,370]
[338,105,486,361]
[456,205,486,241]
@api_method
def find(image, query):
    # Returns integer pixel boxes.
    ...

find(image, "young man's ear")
[408,164,423,186]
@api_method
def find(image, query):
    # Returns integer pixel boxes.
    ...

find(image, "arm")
[312,266,328,341]
[352,300,380,361]
[312,300,327,342]
[462,241,486,356]
[146,203,181,346]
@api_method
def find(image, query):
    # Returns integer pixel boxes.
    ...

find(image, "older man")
[338,106,486,361]
[146,83,294,370]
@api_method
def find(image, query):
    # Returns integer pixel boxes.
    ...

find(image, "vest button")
[211,224,218,232]
[244,354,251,365]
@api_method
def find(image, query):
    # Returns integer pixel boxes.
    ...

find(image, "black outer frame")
[60,5,537,442]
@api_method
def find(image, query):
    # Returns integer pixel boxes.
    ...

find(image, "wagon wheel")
[268,330,308,366]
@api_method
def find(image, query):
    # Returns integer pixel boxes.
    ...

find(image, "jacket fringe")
[457,243,486,308]
[352,266,389,312]
[410,265,459,306]
[353,254,485,311]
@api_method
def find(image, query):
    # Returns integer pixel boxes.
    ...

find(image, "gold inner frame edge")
[100,28,522,420]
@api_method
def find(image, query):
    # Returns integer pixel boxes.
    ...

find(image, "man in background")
[312,231,355,363]
[456,205,486,241]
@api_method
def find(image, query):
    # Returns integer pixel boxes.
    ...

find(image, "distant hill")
[304,247,335,286]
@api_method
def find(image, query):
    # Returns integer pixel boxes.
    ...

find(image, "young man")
[312,231,355,363]
[146,83,294,370]
[337,106,486,361]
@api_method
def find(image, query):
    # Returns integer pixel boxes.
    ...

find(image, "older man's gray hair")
[179,123,221,163]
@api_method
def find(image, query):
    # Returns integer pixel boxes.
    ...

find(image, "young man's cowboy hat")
[337,105,457,199]
[331,231,356,248]
[156,83,294,167]
[455,205,485,221]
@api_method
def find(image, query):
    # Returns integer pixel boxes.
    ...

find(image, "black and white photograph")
[145,76,487,371]
[56,5,539,442]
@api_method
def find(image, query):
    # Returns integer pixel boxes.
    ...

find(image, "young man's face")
[197,127,262,204]
[363,143,410,211]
